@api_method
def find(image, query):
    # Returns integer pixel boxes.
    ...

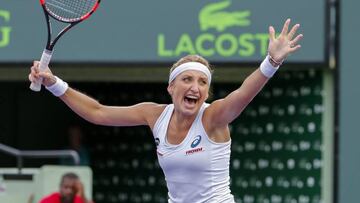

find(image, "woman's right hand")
[28,61,57,87]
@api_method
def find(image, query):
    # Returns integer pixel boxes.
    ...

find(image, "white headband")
[169,62,212,84]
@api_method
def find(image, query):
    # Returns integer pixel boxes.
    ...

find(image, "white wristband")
[45,76,69,97]
[260,55,280,78]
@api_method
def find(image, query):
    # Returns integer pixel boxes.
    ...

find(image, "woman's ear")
[167,83,173,95]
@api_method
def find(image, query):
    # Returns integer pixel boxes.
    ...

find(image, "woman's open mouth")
[184,95,199,106]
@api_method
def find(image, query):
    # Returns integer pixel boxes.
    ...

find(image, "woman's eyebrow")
[181,74,192,77]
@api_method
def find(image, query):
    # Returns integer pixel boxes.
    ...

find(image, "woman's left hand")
[268,18,303,63]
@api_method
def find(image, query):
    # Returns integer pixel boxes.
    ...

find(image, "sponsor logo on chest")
[186,135,204,155]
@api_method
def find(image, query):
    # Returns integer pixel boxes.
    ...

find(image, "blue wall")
[339,0,360,202]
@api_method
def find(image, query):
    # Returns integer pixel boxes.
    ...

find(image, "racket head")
[40,0,101,23]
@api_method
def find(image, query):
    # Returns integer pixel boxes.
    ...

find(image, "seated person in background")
[39,172,93,203]
[60,125,90,166]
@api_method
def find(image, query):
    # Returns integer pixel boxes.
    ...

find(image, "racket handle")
[30,49,53,92]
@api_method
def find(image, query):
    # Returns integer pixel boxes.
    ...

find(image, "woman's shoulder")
[139,102,167,112]
[139,102,168,128]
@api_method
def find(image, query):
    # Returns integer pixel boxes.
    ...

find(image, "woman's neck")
[172,110,197,130]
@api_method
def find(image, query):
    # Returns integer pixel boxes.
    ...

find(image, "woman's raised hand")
[268,19,303,64]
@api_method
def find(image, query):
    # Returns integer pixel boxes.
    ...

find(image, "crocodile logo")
[0,9,11,48]
[199,0,251,32]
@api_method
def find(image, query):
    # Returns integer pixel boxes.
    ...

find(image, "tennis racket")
[30,0,101,91]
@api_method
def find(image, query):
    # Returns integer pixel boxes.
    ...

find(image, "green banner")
[0,0,326,64]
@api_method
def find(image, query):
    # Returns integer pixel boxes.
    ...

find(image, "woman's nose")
[190,82,200,92]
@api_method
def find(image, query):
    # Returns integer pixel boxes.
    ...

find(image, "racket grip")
[30,49,53,92]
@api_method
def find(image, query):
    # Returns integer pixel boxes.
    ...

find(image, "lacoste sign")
[158,1,269,58]
[0,9,11,48]
[0,0,325,64]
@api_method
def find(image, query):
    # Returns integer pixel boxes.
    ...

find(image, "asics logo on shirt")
[191,135,202,148]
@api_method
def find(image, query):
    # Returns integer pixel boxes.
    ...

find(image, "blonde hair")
[170,55,213,74]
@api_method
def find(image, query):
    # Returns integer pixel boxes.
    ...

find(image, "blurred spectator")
[60,125,90,166]
[39,172,93,203]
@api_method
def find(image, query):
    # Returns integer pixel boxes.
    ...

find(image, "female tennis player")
[29,19,302,203]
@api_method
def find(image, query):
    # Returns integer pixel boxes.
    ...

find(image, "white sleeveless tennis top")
[152,103,235,203]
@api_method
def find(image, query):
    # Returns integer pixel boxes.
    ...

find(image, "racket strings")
[45,0,97,22]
